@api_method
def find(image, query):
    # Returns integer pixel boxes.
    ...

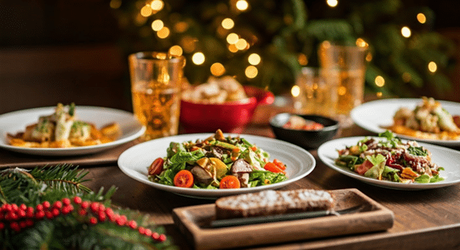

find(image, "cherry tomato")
[148,157,164,176]
[174,170,194,188]
[219,175,241,189]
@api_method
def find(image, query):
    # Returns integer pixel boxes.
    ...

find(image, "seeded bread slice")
[215,189,334,220]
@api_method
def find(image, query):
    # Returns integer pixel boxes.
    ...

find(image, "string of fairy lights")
[110,0,437,97]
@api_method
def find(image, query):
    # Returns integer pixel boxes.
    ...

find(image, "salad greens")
[149,130,287,189]
[335,131,444,184]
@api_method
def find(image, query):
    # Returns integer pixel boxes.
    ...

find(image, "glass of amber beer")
[318,41,368,128]
[129,52,185,141]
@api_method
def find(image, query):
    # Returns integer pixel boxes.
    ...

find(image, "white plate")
[318,136,460,190]
[351,98,460,146]
[117,133,316,199]
[0,106,145,156]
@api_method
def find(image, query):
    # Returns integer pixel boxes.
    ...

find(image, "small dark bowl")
[269,113,339,149]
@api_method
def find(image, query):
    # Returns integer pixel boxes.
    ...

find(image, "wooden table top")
[81,123,460,250]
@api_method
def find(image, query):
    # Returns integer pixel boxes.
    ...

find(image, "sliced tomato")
[355,160,373,175]
[173,170,194,188]
[148,157,164,176]
[219,175,241,189]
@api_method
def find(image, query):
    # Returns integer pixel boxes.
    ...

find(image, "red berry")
[11,204,18,212]
[4,204,12,212]
[0,222,4,230]
[26,207,34,218]
[138,227,145,234]
[35,210,45,219]
[62,198,71,206]
[158,234,166,242]
[73,196,82,204]
[18,210,26,218]
[90,202,99,213]
[81,201,90,209]
[19,204,27,211]
[10,222,20,232]
[144,229,152,237]
[36,204,44,211]
[53,201,62,209]
[25,219,34,227]
[105,208,114,216]
[52,208,60,217]
[78,209,87,216]
[98,213,106,222]
[89,217,97,225]
[152,232,159,240]
[45,211,53,219]
[98,204,105,212]
[128,220,137,229]
[43,201,50,210]
[19,221,27,229]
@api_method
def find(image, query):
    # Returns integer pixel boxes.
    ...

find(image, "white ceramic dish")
[0,106,145,156]
[117,133,316,199]
[351,98,460,146]
[318,136,460,190]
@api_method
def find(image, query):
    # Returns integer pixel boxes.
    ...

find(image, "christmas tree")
[110,0,456,98]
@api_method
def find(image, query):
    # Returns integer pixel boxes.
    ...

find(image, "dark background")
[0,0,459,114]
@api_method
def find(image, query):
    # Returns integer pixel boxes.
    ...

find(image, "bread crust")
[215,189,334,220]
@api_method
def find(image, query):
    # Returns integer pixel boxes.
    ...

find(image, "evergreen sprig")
[0,165,178,250]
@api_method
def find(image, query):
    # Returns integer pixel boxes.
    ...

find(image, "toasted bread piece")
[215,189,334,220]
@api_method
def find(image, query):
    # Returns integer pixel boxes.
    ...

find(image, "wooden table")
[81,123,460,250]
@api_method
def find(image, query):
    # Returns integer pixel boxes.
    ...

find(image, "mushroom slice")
[190,166,213,186]
[231,159,253,188]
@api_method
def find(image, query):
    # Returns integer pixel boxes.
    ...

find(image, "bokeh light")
[192,52,205,65]
[291,85,300,97]
[417,13,426,24]
[169,45,183,56]
[210,63,226,76]
[326,0,338,8]
[236,0,249,11]
[401,26,411,38]
[248,53,261,65]
[428,61,437,73]
[222,18,234,30]
[375,76,385,87]
[151,19,164,31]
[157,27,170,39]
[245,65,258,78]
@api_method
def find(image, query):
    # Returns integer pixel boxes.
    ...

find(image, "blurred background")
[1,0,459,114]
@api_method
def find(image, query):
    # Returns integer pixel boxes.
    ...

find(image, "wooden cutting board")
[172,188,394,250]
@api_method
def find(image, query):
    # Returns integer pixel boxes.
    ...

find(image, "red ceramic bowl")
[180,86,274,133]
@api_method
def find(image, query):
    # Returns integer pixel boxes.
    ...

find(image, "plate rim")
[117,133,316,198]
[351,98,460,146]
[318,136,460,190]
[0,106,145,156]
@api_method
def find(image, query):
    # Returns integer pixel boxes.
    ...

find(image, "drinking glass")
[294,67,337,118]
[318,41,368,127]
[128,52,185,141]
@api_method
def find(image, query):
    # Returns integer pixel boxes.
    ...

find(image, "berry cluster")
[0,196,166,243]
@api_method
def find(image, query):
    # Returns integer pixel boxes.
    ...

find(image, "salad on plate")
[148,130,288,189]
[335,131,444,184]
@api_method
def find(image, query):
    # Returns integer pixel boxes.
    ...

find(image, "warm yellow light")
[235,38,248,50]
[402,72,411,82]
[192,52,205,65]
[428,61,437,73]
[140,5,153,17]
[169,45,183,56]
[151,19,164,31]
[248,53,261,65]
[150,0,164,11]
[401,26,411,38]
[109,0,122,9]
[366,52,373,62]
[226,33,239,44]
[157,27,170,39]
[356,38,368,48]
[228,44,238,53]
[375,76,385,87]
[417,13,426,24]
[338,86,347,96]
[210,63,226,77]
[326,0,338,7]
[245,66,258,78]
[298,53,308,66]
[376,92,383,98]
[236,0,249,11]
[221,18,234,30]
[291,85,300,97]
[174,22,188,33]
